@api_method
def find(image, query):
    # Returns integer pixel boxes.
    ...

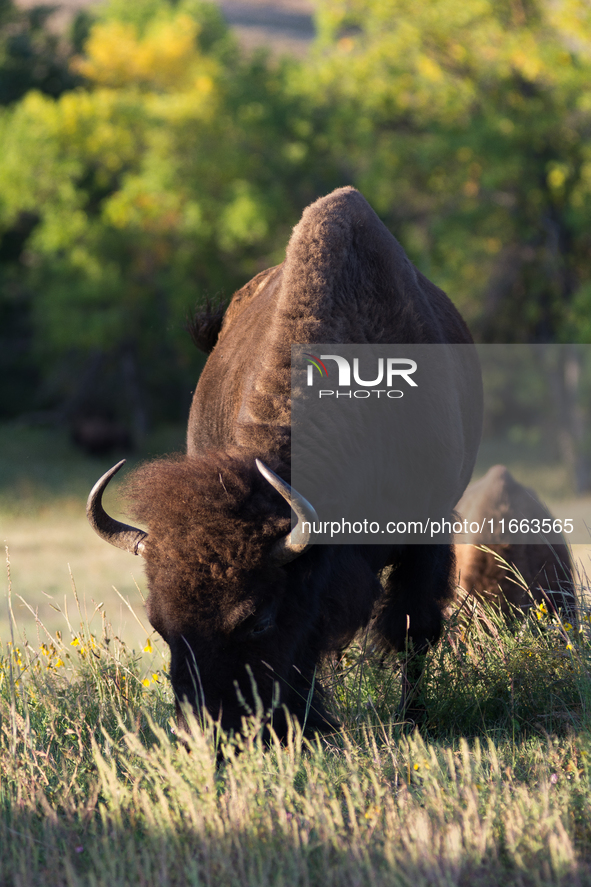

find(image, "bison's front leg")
[373,543,456,723]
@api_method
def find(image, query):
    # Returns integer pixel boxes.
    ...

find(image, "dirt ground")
[14,0,317,55]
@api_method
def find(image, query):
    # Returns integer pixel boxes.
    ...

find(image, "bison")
[71,414,133,457]
[87,187,482,738]
[455,464,574,617]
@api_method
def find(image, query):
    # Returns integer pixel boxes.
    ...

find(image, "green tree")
[0,0,80,104]
[0,0,89,416]
[0,0,339,428]
[305,0,591,344]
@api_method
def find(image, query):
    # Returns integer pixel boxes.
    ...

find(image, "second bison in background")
[455,465,574,616]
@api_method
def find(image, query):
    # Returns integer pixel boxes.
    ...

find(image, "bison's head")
[87,453,346,739]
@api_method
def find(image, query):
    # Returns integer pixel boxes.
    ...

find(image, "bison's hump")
[283,187,415,309]
[457,464,545,521]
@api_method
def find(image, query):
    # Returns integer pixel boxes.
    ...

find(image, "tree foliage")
[0,0,338,428]
[2,0,591,433]
[308,0,591,342]
[0,0,81,105]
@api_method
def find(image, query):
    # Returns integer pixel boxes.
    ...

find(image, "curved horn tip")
[86,460,126,515]
[100,458,127,484]
[255,458,284,488]
[255,458,318,564]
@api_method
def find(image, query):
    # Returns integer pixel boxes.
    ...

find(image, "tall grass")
[3,563,591,885]
[0,422,187,646]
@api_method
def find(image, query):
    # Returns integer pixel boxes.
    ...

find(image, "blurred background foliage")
[2,0,591,481]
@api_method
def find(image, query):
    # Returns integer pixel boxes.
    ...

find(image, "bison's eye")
[249,615,275,638]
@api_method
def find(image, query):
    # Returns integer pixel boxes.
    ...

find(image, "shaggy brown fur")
[124,452,290,631]
[117,187,482,737]
[187,187,479,465]
[455,465,574,616]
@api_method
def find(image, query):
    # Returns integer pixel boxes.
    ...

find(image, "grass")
[0,421,186,512]
[2,420,591,646]
[3,569,591,886]
[3,421,591,884]
[0,421,185,646]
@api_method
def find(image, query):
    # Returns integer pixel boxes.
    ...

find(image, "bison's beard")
[169,640,338,745]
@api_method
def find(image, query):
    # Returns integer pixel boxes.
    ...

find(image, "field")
[3,423,591,885]
[3,421,591,645]
[4,572,591,885]
[0,422,187,648]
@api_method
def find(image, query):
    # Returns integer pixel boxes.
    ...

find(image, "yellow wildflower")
[71,637,80,647]
[364,805,380,821]
[142,677,151,688]
[143,639,153,653]
[536,602,549,620]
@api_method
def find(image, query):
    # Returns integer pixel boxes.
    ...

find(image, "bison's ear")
[255,460,317,565]
[87,460,148,556]
[187,300,227,354]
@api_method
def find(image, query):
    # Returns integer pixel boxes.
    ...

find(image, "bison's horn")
[87,460,148,556]
[255,459,317,564]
